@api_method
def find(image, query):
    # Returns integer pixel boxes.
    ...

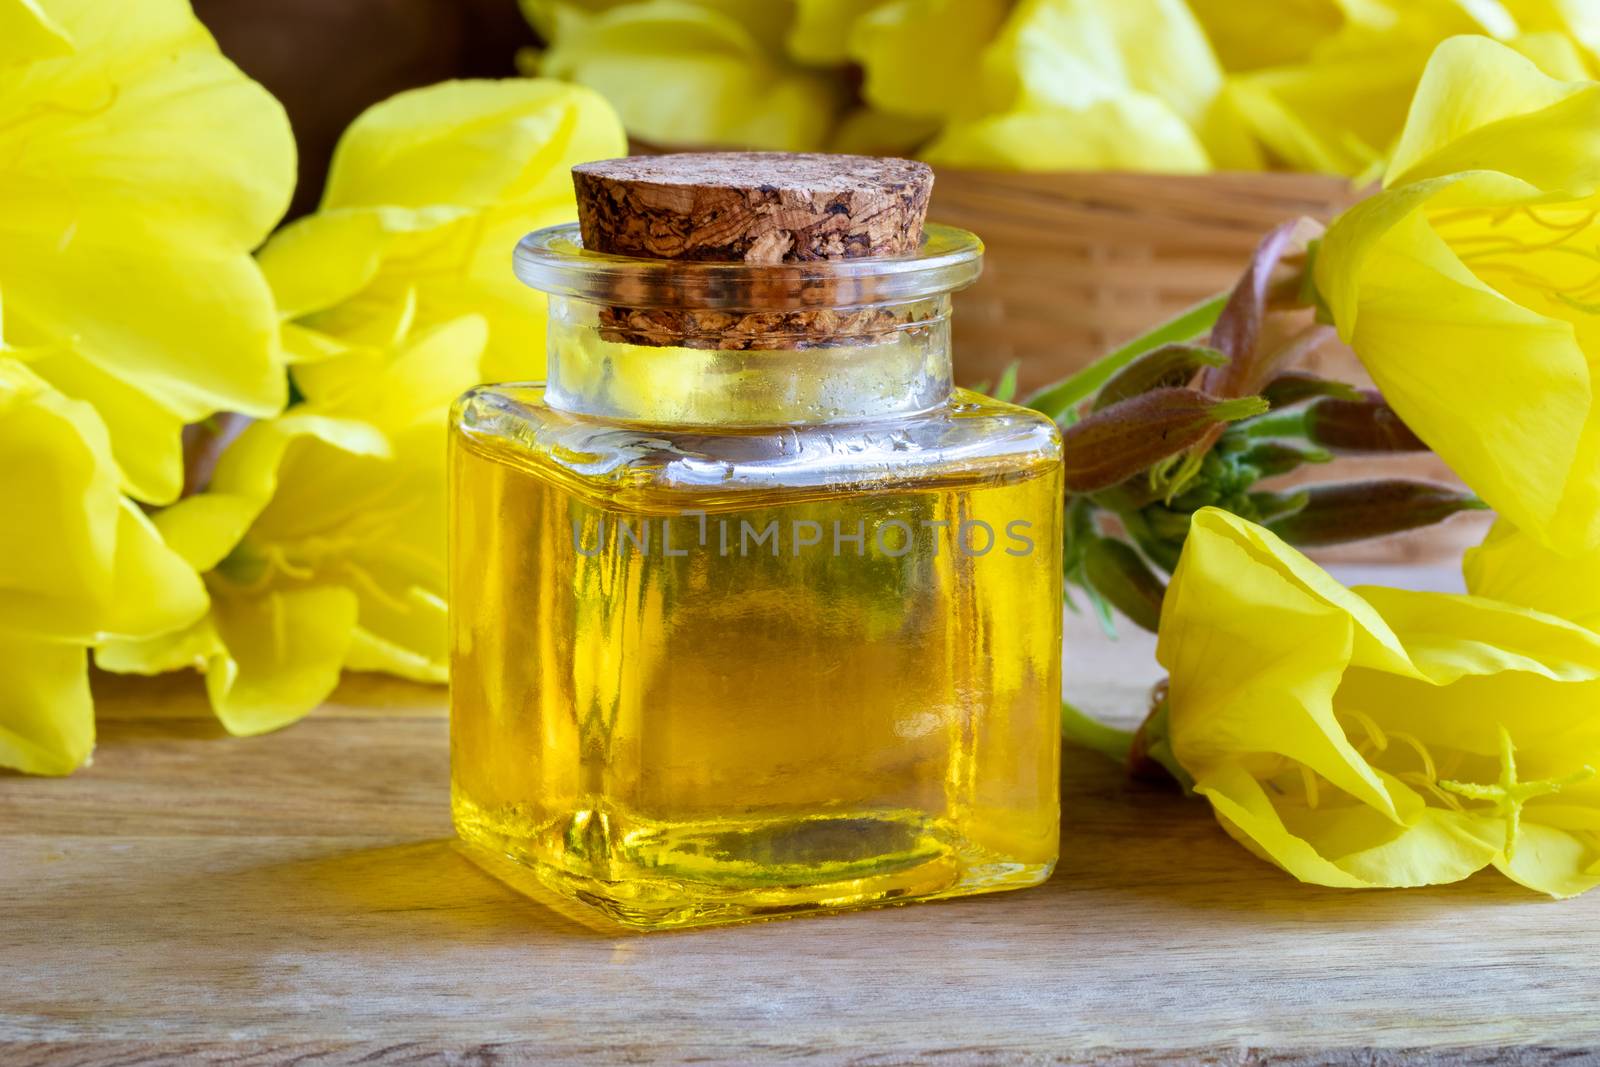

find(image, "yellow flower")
[97,317,486,735]
[1,0,295,505]
[1315,36,1600,555]
[1160,508,1600,898]
[257,78,625,386]
[918,0,1257,172]
[522,0,843,152]
[0,359,205,774]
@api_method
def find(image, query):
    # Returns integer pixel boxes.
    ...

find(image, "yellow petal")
[151,493,265,574]
[1229,53,1419,175]
[96,615,221,678]
[0,360,118,638]
[1,0,294,251]
[535,4,840,150]
[923,101,1211,172]
[268,79,624,384]
[1315,186,1594,552]
[322,79,624,211]
[827,106,941,155]
[0,0,294,504]
[297,315,488,431]
[978,0,1225,131]
[256,209,394,321]
[205,585,360,735]
[1385,35,1600,190]
[25,346,187,505]
[1508,30,1596,80]
[911,0,1249,171]
[1160,510,1412,818]
[0,633,92,776]
[1162,508,1600,895]
[102,499,207,641]
[1184,0,1341,71]
[1198,764,1502,888]
[345,625,448,684]
[1357,582,1600,686]
[0,0,73,63]
[849,0,1008,120]
[209,412,392,504]
[1465,518,1600,630]
[788,0,892,65]
[1495,821,1600,897]
[0,359,204,644]
[0,231,287,504]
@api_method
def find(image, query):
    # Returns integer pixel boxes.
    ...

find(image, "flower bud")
[1062,388,1268,493]
[1084,537,1166,633]
[1260,371,1361,410]
[1237,441,1332,478]
[1304,391,1429,453]
[1092,344,1227,411]
[1267,480,1487,547]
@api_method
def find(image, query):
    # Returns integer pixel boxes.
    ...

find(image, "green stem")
[1061,700,1136,764]
[1023,294,1229,424]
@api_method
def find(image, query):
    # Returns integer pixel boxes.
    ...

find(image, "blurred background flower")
[97,316,488,733]
[94,77,627,734]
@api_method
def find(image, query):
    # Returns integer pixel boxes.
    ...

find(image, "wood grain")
[4,574,1596,1065]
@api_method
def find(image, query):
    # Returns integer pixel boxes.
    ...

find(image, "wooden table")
[5,565,1596,1064]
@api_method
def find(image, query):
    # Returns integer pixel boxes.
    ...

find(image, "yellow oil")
[449,393,1063,930]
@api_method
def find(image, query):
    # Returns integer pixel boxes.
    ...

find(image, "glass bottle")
[448,157,1063,930]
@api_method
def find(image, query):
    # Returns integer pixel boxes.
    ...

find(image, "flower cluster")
[520,0,1597,173]
[0,0,626,772]
[1068,38,1600,896]
[0,0,292,773]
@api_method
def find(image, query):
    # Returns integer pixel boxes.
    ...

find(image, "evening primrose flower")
[1,0,294,505]
[920,0,1257,172]
[256,78,625,386]
[1315,36,1600,555]
[1161,509,1600,898]
[97,317,486,734]
[0,360,205,774]
[521,0,843,153]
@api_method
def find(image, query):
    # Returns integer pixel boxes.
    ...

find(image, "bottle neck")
[543,295,955,426]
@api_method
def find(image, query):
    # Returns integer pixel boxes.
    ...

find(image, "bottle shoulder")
[451,384,1061,499]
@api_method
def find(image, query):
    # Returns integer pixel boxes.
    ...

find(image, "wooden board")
[4,565,1596,1065]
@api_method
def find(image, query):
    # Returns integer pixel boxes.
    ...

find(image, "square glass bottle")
[449,154,1063,930]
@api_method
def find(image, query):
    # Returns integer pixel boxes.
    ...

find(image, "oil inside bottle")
[449,387,1062,930]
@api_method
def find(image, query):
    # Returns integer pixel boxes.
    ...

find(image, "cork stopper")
[574,152,934,264]
[570,153,935,349]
